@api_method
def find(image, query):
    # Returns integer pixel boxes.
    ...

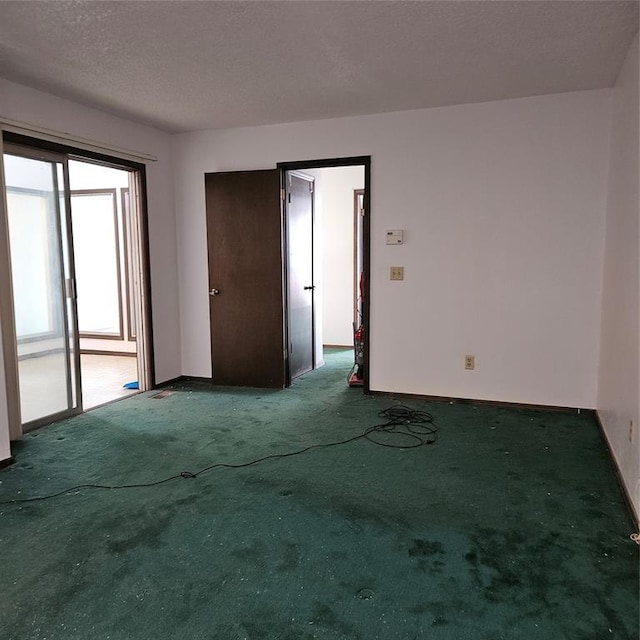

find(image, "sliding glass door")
[3,147,81,427]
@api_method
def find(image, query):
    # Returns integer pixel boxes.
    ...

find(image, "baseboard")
[369,389,591,414]
[594,411,640,530]
[371,389,638,530]
[0,456,15,470]
[323,344,352,349]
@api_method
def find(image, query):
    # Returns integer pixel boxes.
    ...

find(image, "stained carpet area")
[0,349,637,639]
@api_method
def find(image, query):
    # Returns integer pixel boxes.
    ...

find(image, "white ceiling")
[0,1,637,133]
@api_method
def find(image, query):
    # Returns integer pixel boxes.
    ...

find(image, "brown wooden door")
[205,170,285,387]
[286,172,315,379]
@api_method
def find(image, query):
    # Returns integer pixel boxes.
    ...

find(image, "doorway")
[203,156,370,391]
[68,159,140,409]
[282,161,368,387]
[0,140,153,433]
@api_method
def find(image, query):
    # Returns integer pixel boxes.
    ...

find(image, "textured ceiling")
[0,1,637,133]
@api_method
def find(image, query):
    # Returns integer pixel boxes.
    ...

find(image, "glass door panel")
[3,151,80,426]
[71,192,122,337]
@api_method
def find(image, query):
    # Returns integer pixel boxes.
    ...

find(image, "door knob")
[304,285,315,290]
[209,288,220,296]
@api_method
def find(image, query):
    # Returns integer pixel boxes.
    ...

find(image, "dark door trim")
[277,156,371,393]
[354,188,365,327]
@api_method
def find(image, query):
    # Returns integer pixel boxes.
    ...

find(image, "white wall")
[597,34,640,521]
[318,166,364,346]
[0,78,182,457]
[173,89,611,408]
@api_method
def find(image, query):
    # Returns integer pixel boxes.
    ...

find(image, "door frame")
[354,188,365,327]
[0,136,21,438]
[277,156,371,391]
[0,132,155,436]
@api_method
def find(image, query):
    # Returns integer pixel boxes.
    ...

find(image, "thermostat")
[386,229,404,245]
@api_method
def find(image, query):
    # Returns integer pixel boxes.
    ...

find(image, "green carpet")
[0,348,637,639]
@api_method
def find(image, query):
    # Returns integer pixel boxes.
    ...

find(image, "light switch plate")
[390,266,404,280]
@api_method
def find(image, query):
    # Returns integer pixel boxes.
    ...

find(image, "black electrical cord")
[364,405,437,448]
[0,405,437,506]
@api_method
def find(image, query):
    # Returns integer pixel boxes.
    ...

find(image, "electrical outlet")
[465,355,475,370]
[390,266,404,281]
